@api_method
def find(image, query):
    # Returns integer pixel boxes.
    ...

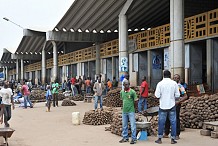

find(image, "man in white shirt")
[0,81,14,127]
[154,70,180,144]
[93,78,105,111]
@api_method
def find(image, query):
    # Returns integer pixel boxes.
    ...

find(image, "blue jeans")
[122,112,137,140]
[138,96,147,112]
[24,95,33,108]
[86,86,91,94]
[158,106,176,139]
[94,96,103,109]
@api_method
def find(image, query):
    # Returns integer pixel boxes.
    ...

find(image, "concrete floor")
[1,101,217,146]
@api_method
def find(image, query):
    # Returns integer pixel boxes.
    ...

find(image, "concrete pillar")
[20,59,24,81]
[5,67,8,80]
[170,0,185,78]
[35,71,38,85]
[119,14,129,76]
[96,43,101,76]
[29,72,33,80]
[42,48,46,84]
[129,53,137,86]
[62,65,67,82]
[185,44,190,85]
[112,57,116,79]
[207,39,213,89]
[77,63,82,77]
[87,62,90,77]
[147,50,151,86]
[51,41,58,82]
[16,59,19,81]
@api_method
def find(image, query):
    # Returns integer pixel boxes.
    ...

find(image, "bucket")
[137,130,148,141]
[72,112,80,125]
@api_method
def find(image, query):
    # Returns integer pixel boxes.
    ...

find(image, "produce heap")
[180,94,218,129]
[82,108,114,125]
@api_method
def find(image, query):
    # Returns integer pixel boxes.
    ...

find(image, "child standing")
[46,85,52,112]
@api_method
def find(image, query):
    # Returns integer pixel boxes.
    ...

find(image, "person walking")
[93,78,105,111]
[0,81,15,127]
[71,76,76,96]
[138,76,149,113]
[154,70,180,144]
[52,78,59,107]
[45,85,52,112]
[21,80,33,109]
[119,80,138,144]
[163,74,188,140]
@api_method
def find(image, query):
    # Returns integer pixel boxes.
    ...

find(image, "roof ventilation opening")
[128,29,132,32]
[147,27,151,30]
[141,28,145,31]
[30,52,33,54]
[55,28,59,31]
[114,30,118,32]
[93,30,97,33]
[70,28,74,32]
[85,29,89,33]
[21,52,23,54]
[63,28,67,32]
[107,30,111,33]
[100,30,104,33]
[134,28,139,31]
[25,52,28,54]
[78,29,82,32]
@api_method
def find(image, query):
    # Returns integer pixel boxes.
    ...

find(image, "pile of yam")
[105,88,122,107]
[29,89,46,101]
[109,112,144,136]
[82,109,113,125]
[181,93,218,129]
[72,94,84,101]
[61,98,76,106]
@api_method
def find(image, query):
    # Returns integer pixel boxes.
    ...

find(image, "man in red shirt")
[21,80,33,108]
[138,76,149,113]
[71,77,76,96]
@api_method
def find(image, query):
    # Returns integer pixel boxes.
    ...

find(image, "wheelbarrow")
[0,128,15,146]
[142,106,159,122]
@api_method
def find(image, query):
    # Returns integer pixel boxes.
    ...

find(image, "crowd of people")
[0,70,188,145]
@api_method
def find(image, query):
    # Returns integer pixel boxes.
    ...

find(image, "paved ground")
[0,101,217,146]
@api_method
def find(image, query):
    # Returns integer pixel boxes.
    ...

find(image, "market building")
[1,0,218,92]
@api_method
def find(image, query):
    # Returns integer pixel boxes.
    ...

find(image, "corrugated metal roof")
[15,29,46,54]
[55,0,218,33]
[55,0,170,32]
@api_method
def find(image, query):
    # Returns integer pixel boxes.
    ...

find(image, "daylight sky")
[0,0,73,57]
